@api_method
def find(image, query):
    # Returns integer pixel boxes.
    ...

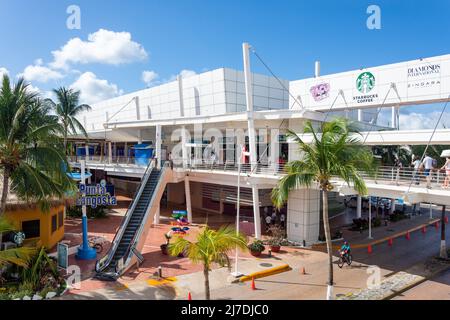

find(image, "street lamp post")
[231,145,244,277]
[76,160,97,260]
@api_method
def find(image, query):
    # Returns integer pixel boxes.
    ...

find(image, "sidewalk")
[59,256,289,300]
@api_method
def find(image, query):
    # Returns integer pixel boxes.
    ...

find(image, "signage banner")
[290,54,450,111]
[57,242,69,270]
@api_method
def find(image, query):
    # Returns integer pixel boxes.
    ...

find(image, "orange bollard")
[301,266,306,275]
[367,245,373,254]
[388,238,393,246]
[422,226,427,234]
[251,277,256,290]
[406,231,410,240]
[188,292,192,300]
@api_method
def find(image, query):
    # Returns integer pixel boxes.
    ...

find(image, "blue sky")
[0,0,449,128]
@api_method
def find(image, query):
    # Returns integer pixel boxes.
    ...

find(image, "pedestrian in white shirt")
[422,154,434,188]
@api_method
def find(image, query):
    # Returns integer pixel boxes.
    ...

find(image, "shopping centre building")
[69,45,450,278]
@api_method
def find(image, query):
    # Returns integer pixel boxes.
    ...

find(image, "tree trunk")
[322,189,334,300]
[0,169,10,216]
[203,266,211,300]
[440,205,448,259]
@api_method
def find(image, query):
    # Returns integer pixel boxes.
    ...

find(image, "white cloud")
[51,29,148,69]
[20,59,64,83]
[70,72,122,104]
[141,70,159,87]
[167,69,197,82]
[0,67,9,78]
[398,111,450,130]
[179,69,197,79]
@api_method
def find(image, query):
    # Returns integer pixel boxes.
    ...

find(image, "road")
[208,220,450,300]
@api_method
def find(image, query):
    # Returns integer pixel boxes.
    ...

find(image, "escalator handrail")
[95,159,155,273]
[116,162,169,275]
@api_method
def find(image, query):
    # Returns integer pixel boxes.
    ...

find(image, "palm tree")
[45,87,91,154]
[168,226,247,300]
[0,75,75,215]
[272,118,376,300]
[0,217,36,268]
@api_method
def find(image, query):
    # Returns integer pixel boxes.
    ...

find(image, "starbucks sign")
[356,72,375,94]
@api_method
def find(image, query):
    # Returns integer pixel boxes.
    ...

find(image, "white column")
[108,142,112,164]
[391,107,396,129]
[243,42,261,239]
[390,198,396,214]
[177,75,185,117]
[153,205,160,224]
[356,195,362,218]
[155,125,162,169]
[181,126,188,169]
[135,96,141,120]
[138,129,143,144]
[85,144,89,160]
[287,188,320,245]
[185,177,193,223]
[358,109,363,122]
[270,128,280,173]
[243,42,257,172]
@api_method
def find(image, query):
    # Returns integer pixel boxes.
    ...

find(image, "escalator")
[95,162,168,281]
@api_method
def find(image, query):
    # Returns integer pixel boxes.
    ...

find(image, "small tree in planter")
[248,240,265,257]
[160,232,172,255]
[267,225,285,252]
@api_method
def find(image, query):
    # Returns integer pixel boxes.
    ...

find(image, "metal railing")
[95,158,156,274]
[115,162,170,276]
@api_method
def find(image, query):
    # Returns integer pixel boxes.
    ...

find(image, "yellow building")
[3,201,66,249]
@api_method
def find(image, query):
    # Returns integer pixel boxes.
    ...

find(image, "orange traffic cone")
[406,231,410,240]
[388,238,393,246]
[251,277,256,290]
[188,292,192,300]
[367,245,373,254]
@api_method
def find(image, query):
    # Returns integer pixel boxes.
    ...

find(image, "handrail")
[95,159,155,273]
[115,162,169,276]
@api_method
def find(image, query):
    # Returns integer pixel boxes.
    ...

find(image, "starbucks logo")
[356,72,375,94]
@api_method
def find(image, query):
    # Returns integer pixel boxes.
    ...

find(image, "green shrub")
[66,205,108,219]
[248,240,265,253]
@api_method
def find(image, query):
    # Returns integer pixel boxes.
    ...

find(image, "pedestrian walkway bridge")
[71,156,450,206]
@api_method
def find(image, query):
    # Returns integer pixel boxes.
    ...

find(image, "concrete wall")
[286,118,321,245]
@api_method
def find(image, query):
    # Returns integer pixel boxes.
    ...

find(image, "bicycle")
[88,236,106,253]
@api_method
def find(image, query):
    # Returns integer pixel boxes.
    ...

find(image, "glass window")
[51,215,57,233]
[22,220,40,239]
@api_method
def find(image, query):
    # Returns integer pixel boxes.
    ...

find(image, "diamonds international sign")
[290,54,450,111]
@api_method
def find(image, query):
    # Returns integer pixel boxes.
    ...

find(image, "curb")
[236,264,291,283]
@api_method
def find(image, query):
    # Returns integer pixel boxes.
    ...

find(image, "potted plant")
[267,237,282,253]
[267,225,285,252]
[160,232,172,255]
[248,240,265,257]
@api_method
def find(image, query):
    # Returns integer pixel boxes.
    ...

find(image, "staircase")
[95,163,165,280]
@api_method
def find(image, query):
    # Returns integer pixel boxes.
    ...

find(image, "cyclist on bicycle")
[340,241,351,259]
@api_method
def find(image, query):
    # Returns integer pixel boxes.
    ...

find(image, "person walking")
[168,151,173,170]
[411,156,421,185]
[441,157,450,189]
[422,154,435,189]
[280,212,286,228]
